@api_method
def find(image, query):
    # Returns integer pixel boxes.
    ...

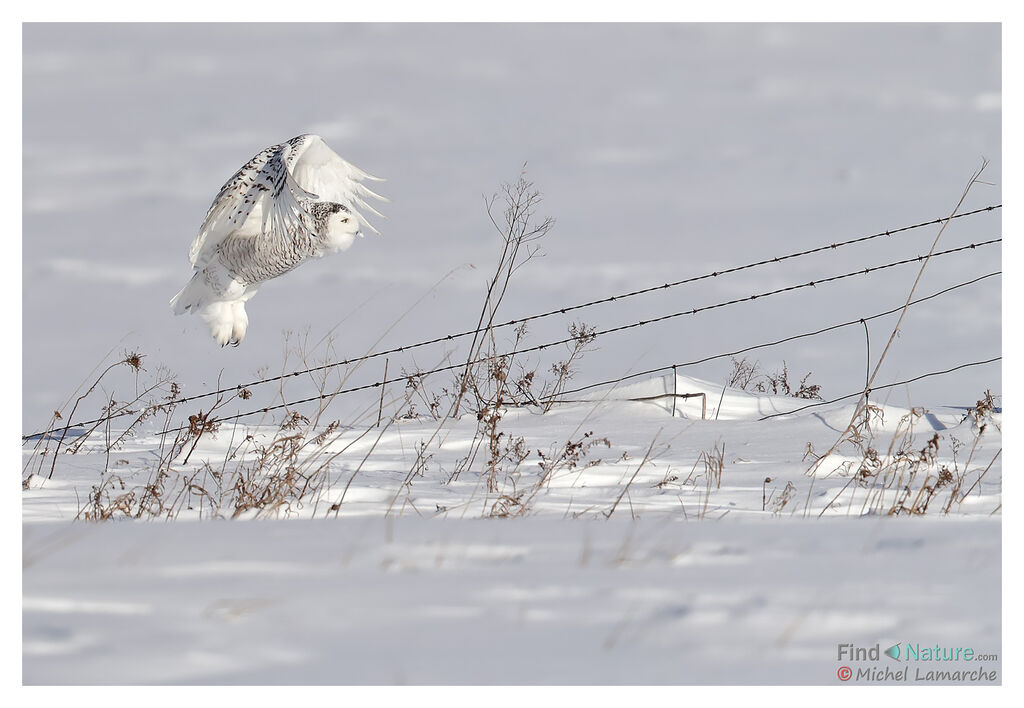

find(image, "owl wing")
[187,137,320,269]
[288,134,388,235]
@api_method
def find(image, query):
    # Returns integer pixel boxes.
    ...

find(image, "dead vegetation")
[808,391,1001,517]
[387,172,612,518]
[727,356,823,400]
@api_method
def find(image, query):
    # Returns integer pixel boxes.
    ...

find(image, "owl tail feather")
[169,273,209,315]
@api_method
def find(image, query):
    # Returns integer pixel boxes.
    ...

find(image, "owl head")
[319,201,363,253]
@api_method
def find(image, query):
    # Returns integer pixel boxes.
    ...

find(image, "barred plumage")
[170,135,386,346]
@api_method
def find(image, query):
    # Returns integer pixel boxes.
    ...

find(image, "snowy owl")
[170,134,385,346]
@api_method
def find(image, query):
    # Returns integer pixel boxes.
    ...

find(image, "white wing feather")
[288,134,388,234]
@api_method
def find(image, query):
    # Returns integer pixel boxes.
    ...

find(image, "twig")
[377,358,389,427]
[605,430,661,519]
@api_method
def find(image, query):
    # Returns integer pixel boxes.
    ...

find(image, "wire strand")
[757,357,1001,421]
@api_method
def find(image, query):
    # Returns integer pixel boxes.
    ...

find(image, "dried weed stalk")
[813,393,1000,518]
[727,357,822,400]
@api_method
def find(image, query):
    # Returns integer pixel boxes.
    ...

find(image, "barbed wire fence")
[23,204,1002,441]
[553,270,1001,402]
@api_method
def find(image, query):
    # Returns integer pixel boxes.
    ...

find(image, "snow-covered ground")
[22,372,1003,684]
[23,514,1001,685]
[21,23,1002,686]
[23,374,1003,523]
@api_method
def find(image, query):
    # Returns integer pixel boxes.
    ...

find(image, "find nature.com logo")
[835,642,998,683]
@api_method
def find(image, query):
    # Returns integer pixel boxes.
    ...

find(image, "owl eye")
[340,217,349,223]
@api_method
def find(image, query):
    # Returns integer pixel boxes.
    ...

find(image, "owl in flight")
[170,134,386,346]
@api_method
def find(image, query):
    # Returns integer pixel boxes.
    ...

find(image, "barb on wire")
[757,357,1001,421]
[122,239,1000,439]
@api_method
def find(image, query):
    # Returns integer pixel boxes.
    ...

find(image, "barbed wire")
[756,357,1001,421]
[548,237,999,341]
[549,270,1001,400]
[27,203,999,440]
[80,237,1000,440]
